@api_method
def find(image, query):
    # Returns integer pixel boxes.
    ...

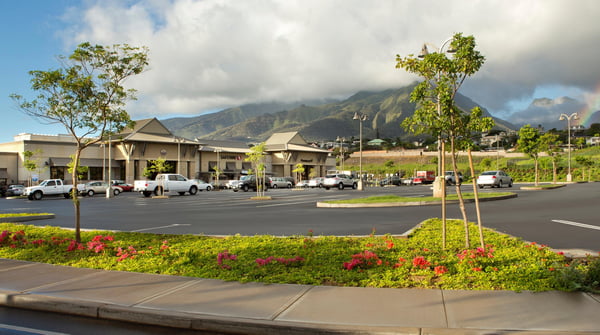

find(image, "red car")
[112,181,134,192]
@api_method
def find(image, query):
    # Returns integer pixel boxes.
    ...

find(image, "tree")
[245,142,268,197]
[292,163,305,185]
[143,158,172,195]
[575,156,594,182]
[23,149,45,186]
[11,42,149,243]
[517,125,542,186]
[540,132,562,184]
[396,32,488,249]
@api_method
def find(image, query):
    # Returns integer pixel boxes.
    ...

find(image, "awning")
[49,158,119,167]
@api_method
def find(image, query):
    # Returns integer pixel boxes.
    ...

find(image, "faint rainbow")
[577,83,600,126]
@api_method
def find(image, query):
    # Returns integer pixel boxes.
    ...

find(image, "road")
[1,182,598,252]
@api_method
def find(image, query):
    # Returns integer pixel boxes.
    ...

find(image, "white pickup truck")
[24,179,74,200]
[134,174,199,197]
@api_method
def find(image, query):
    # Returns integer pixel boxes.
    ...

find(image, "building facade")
[0,118,334,187]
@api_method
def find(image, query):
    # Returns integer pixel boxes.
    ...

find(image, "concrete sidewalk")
[0,258,599,334]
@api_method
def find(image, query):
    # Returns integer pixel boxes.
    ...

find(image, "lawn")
[0,219,598,292]
[322,192,514,204]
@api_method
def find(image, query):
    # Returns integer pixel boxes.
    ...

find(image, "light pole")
[559,112,578,182]
[336,136,345,172]
[353,112,368,190]
[174,137,184,175]
[418,36,456,197]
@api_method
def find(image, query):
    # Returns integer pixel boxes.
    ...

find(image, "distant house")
[367,139,386,146]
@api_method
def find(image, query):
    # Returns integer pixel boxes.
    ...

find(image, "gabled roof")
[121,118,172,137]
[265,132,307,146]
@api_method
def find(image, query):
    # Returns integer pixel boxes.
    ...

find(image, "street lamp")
[174,137,184,175]
[559,112,578,182]
[336,136,345,172]
[418,36,456,197]
[353,112,368,190]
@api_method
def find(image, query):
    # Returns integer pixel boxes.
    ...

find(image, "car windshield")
[482,171,496,175]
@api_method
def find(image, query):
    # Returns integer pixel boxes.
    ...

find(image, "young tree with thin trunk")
[246,142,268,197]
[540,132,562,184]
[11,42,149,243]
[396,32,486,249]
[517,125,542,186]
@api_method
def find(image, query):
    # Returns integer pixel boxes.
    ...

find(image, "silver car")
[81,181,123,196]
[477,170,513,188]
[323,174,357,190]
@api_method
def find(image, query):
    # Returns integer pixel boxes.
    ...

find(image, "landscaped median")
[0,219,598,292]
[0,213,54,223]
[317,192,517,208]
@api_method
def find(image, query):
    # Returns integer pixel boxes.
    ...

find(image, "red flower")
[434,266,448,275]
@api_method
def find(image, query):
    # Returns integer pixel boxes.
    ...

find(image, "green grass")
[323,192,514,204]
[0,219,598,292]
[0,213,52,218]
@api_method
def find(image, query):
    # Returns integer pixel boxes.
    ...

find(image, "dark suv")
[232,175,268,192]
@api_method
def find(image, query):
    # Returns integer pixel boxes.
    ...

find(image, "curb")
[0,214,55,222]
[1,290,586,335]
[520,185,565,190]
[316,193,518,208]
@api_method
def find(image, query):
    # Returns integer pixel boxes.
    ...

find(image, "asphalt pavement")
[0,258,599,335]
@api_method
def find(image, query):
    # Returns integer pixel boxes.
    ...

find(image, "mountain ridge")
[161,84,516,142]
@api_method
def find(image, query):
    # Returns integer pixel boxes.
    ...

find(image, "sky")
[2,0,600,143]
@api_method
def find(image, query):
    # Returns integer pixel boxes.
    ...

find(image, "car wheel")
[338,183,344,190]
[352,183,357,190]
[324,187,330,190]
[478,185,484,189]
[287,184,292,189]
[189,186,198,195]
[143,191,152,197]
[272,184,278,189]
[113,189,120,196]
[242,185,249,192]
[33,191,43,200]
[206,185,212,191]
[508,180,513,187]
[87,190,95,197]
[498,181,503,188]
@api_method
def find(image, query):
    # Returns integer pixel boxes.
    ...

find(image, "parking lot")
[1,183,599,253]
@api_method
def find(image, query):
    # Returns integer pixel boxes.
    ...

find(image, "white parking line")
[132,224,191,232]
[552,219,600,231]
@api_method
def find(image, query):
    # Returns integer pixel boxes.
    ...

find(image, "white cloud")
[60,0,600,126]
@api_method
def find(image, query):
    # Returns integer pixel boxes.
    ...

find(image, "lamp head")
[418,44,429,58]
[353,112,360,120]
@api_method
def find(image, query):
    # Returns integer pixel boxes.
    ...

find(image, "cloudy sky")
[2,0,600,142]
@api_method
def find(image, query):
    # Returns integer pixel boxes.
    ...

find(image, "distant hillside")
[163,84,516,142]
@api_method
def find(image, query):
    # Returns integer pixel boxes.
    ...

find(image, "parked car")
[81,181,123,196]
[477,170,513,188]
[226,180,240,189]
[296,180,309,188]
[6,184,25,196]
[112,180,134,192]
[444,171,463,185]
[308,177,323,188]
[380,176,401,187]
[323,174,357,190]
[269,177,292,189]
[233,175,268,192]
[196,180,213,191]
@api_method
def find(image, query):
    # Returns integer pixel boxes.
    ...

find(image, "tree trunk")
[450,137,469,249]
[468,148,485,249]
[72,147,82,243]
[552,159,557,184]
[534,158,539,186]
[441,141,446,250]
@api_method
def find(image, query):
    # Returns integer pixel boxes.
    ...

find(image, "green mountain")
[163,84,515,142]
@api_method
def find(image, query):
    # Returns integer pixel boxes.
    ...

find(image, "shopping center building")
[0,118,334,187]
